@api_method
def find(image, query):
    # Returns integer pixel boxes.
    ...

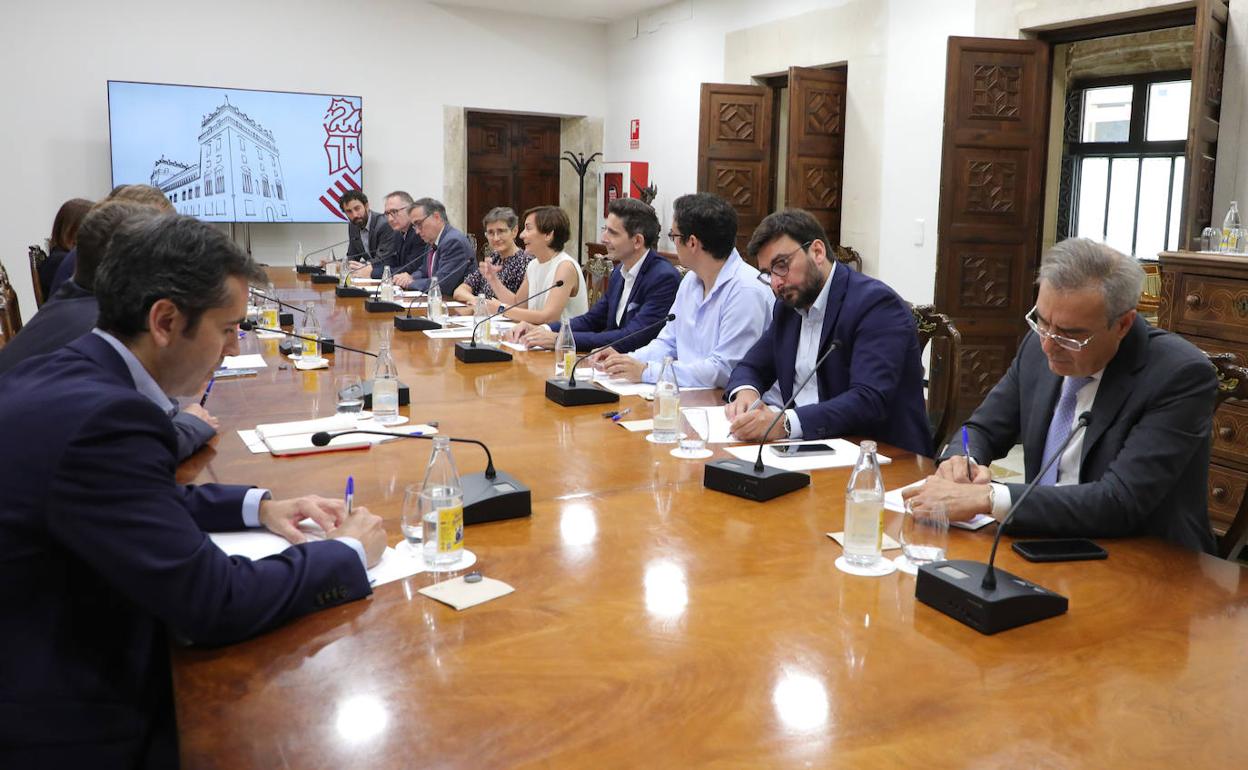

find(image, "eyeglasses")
[668,231,688,244]
[383,208,406,218]
[757,241,813,285]
[411,216,429,229]
[1024,306,1098,351]
[484,228,513,237]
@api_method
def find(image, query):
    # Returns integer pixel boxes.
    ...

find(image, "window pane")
[1146,80,1191,141]
[1135,158,1173,258]
[1082,85,1133,142]
[1106,157,1139,255]
[1076,157,1109,239]
[1168,156,1185,251]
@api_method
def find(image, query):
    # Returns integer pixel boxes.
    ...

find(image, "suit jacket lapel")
[1080,316,1149,466]
[604,267,625,328]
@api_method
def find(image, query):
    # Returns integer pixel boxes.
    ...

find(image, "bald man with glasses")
[904,238,1218,553]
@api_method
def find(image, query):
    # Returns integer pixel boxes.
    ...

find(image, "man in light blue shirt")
[597,193,773,388]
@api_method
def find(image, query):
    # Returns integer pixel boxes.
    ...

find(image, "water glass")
[399,484,423,547]
[900,498,949,567]
[679,408,708,454]
[334,374,364,414]
[1201,226,1220,252]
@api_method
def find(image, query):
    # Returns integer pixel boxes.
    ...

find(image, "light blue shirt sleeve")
[242,488,270,528]
[335,537,369,571]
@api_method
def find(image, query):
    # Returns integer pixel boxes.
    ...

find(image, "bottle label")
[262,308,279,328]
[564,351,576,378]
[302,337,318,358]
[437,505,464,553]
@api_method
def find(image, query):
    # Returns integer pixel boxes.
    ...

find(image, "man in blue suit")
[374,190,429,279]
[507,198,680,352]
[393,197,472,292]
[724,208,931,457]
[340,189,399,275]
[0,214,386,768]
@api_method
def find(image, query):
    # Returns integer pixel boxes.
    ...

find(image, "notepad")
[220,353,267,369]
[250,415,436,456]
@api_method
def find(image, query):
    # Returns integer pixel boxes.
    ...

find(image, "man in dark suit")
[339,189,399,275]
[905,238,1217,553]
[724,208,931,457]
[0,201,217,460]
[393,197,472,292]
[377,190,428,279]
[507,198,680,353]
[0,214,386,768]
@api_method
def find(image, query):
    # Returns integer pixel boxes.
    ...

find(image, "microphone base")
[702,457,810,501]
[279,337,335,356]
[295,265,324,275]
[361,379,410,408]
[364,299,406,313]
[279,312,294,327]
[463,470,531,525]
[915,559,1069,635]
[334,285,370,297]
[455,342,513,363]
[394,316,443,332]
[311,274,340,285]
[544,378,619,406]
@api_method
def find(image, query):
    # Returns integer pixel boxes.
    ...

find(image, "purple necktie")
[426,244,437,280]
[1038,375,1094,486]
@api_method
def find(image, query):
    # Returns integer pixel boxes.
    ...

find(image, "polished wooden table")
[173,274,1248,768]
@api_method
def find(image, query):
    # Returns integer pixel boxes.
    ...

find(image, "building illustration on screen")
[151,95,292,222]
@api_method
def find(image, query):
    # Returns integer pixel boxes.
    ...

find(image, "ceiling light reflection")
[644,561,688,619]
[772,670,830,733]
[559,505,598,547]
[334,695,389,743]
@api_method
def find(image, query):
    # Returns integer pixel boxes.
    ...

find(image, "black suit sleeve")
[943,341,1027,464]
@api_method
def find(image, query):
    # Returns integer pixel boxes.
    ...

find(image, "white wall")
[0,0,607,322]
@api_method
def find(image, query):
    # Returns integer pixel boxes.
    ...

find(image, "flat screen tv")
[108,80,363,223]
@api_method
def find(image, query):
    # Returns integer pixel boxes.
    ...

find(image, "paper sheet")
[827,531,902,551]
[884,481,996,530]
[722,438,891,471]
[208,528,422,587]
[422,327,475,339]
[220,353,267,370]
[247,415,436,456]
[499,341,527,353]
[616,418,654,432]
[681,406,743,444]
[418,576,514,610]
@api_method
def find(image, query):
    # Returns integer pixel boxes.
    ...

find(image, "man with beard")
[724,208,930,456]
[338,189,398,274]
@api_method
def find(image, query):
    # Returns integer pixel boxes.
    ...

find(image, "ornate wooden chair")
[0,261,23,348]
[911,304,962,454]
[28,245,47,308]
[1207,351,1248,562]
[832,245,862,272]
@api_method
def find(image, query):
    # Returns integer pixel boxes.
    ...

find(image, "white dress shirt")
[616,251,647,325]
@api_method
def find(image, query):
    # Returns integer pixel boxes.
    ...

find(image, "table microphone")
[702,339,840,501]
[545,313,676,407]
[238,321,410,409]
[455,280,566,364]
[249,286,303,326]
[914,412,1092,635]
[297,239,350,273]
[309,429,530,524]
[325,245,388,290]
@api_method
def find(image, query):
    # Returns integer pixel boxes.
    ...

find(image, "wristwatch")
[985,484,997,518]
[782,412,792,438]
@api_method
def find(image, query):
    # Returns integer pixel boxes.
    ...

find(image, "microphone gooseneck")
[310,429,496,479]
[470,280,566,348]
[303,239,352,263]
[239,322,378,358]
[566,312,676,386]
[750,339,842,473]
[981,411,1093,590]
[249,287,306,315]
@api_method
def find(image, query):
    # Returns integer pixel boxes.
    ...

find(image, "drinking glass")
[399,484,423,548]
[334,374,364,415]
[900,498,949,567]
[1201,226,1220,252]
[678,408,709,455]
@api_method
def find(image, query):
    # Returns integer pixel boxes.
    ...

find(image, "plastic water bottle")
[379,265,394,303]
[421,436,465,567]
[340,251,352,286]
[554,311,576,379]
[1222,201,1241,252]
[298,302,320,359]
[427,275,444,323]
[261,281,279,329]
[473,294,492,345]
[843,441,885,568]
[371,342,401,425]
[651,356,681,443]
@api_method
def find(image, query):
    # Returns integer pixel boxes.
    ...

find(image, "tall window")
[215,168,225,195]
[1060,71,1189,258]
[242,170,253,195]
[275,181,284,201]
[262,177,271,198]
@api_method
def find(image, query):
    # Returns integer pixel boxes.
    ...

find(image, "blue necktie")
[1038,375,1094,486]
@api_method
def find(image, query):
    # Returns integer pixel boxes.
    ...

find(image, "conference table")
[172,272,1248,768]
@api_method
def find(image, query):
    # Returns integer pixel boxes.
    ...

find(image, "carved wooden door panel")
[466,112,560,252]
[785,66,846,249]
[698,84,774,260]
[1179,0,1229,249]
[934,37,1051,430]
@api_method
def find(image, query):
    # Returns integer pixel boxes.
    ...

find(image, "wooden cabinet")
[1158,250,1248,538]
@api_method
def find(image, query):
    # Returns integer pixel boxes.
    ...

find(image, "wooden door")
[466,112,560,252]
[785,66,847,249]
[934,37,1052,428]
[697,84,774,260]
[1179,0,1229,249]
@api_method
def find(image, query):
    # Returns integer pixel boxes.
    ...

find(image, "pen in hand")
[961,426,976,482]
[199,378,214,407]
[345,475,354,517]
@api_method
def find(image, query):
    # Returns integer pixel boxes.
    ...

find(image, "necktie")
[427,244,438,280]
[1037,375,1094,486]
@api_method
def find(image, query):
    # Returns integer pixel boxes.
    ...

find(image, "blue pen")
[345,475,354,517]
[961,426,976,482]
[199,378,214,407]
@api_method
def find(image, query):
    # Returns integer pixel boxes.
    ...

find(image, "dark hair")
[96,215,267,340]
[73,202,156,292]
[747,208,829,260]
[48,198,93,252]
[672,193,737,260]
[107,184,175,213]
[523,205,571,252]
[607,198,660,250]
[338,189,368,209]
[411,197,448,224]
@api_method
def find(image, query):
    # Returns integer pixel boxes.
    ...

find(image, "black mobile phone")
[770,443,837,457]
[1011,538,1108,563]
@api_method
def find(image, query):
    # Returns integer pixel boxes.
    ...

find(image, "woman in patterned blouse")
[453,206,530,305]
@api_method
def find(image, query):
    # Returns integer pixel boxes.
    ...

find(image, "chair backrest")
[28,245,47,308]
[0,261,22,346]
[1204,351,1248,562]
[912,303,962,453]
[833,245,862,272]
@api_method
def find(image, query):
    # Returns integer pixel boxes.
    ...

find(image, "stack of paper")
[241,415,435,456]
